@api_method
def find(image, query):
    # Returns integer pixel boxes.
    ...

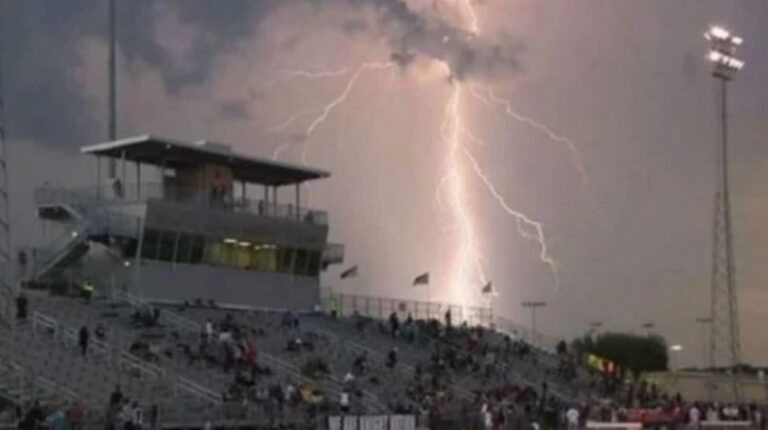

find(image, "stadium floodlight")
[670,344,683,352]
[705,26,745,80]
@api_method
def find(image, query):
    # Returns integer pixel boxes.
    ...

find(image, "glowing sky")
[3,0,768,367]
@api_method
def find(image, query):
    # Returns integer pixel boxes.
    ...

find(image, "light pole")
[642,322,655,335]
[704,25,744,402]
[695,317,713,370]
[588,321,603,337]
[522,301,546,347]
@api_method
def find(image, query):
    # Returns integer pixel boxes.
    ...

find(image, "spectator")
[205,318,214,343]
[81,279,94,304]
[119,400,132,430]
[110,385,124,407]
[689,403,701,428]
[15,293,28,321]
[444,309,452,329]
[67,402,85,430]
[46,408,66,430]
[95,323,106,340]
[389,312,400,338]
[353,351,368,374]
[79,325,90,357]
[19,401,44,430]
[340,390,351,414]
[386,347,398,369]
[566,405,580,430]
[131,402,143,430]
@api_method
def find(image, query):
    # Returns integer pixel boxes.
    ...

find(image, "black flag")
[413,272,429,285]
[340,265,358,279]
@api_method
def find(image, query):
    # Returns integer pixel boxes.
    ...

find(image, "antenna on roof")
[107,0,117,178]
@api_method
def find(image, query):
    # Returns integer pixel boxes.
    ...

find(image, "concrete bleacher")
[0,286,604,428]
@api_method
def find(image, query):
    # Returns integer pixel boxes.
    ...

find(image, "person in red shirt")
[67,401,85,430]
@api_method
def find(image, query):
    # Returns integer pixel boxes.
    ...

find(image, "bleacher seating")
[0,287,605,429]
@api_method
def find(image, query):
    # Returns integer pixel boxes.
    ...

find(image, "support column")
[96,156,102,200]
[136,161,141,200]
[272,187,278,216]
[295,183,301,221]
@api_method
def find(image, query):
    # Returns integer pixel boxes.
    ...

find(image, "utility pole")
[107,0,117,177]
[704,25,745,402]
[0,9,13,294]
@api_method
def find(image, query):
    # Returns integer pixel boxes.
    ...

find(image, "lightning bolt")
[270,62,395,163]
[266,0,573,311]
[439,68,488,306]
[468,84,593,202]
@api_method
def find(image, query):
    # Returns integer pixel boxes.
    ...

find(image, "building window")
[141,230,160,260]
[157,231,177,262]
[294,249,308,276]
[307,251,321,277]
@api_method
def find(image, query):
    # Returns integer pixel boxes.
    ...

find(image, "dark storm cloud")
[3,0,517,150]
[218,99,250,121]
[118,0,279,93]
[3,0,278,149]
[2,0,103,148]
[349,0,521,79]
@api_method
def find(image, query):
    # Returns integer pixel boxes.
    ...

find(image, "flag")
[412,272,429,285]
[340,265,358,279]
[481,281,497,297]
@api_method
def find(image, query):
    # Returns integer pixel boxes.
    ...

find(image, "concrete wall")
[648,371,768,404]
[137,260,319,310]
[146,200,327,249]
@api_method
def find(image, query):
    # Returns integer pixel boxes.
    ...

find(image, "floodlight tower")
[704,25,744,401]
[0,17,12,294]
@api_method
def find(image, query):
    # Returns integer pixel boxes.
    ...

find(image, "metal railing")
[111,288,201,338]
[322,243,345,265]
[176,376,222,405]
[321,291,494,326]
[35,182,329,226]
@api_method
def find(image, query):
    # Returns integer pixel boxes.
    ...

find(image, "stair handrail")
[116,350,166,381]
[176,376,222,405]
[35,376,79,404]
[31,311,59,337]
[111,288,201,338]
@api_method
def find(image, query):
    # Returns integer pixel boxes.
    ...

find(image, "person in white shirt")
[689,404,701,428]
[706,406,719,422]
[205,319,213,343]
[339,391,350,414]
[566,406,580,430]
[132,402,144,430]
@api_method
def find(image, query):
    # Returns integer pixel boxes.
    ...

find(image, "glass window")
[190,235,204,264]
[121,239,138,259]
[157,231,177,262]
[294,249,308,276]
[141,230,160,260]
[176,234,193,264]
[307,251,321,277]
[279,248,294,274]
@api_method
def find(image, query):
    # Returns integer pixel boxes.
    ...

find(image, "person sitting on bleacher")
[95,323,106,340]
[353,350,368,374]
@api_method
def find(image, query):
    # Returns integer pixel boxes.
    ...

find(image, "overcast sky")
[2,0,767,367]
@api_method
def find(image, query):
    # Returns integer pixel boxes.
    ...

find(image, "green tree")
[572,332,669,377]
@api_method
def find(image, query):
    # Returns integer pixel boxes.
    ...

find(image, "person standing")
[689,403,701,429]
[15,293,28,321]
[566,406,580,430]
[131,402,143,430]
[79,325,90,357]
[67,401,85,430]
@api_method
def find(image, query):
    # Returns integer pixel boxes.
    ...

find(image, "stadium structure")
[0,136,675,429]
